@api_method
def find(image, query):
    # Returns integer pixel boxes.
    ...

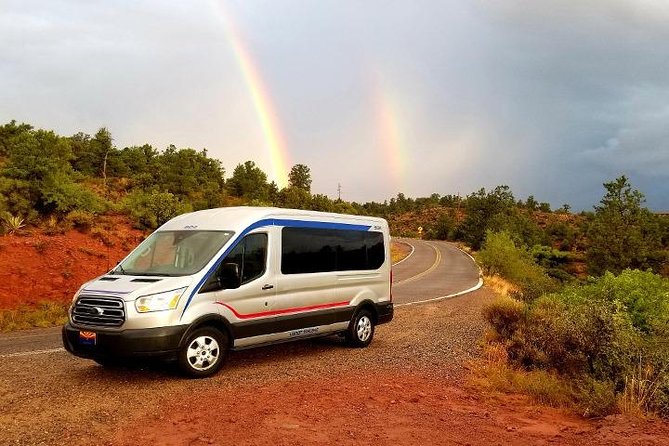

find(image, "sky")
[1,0,668,210]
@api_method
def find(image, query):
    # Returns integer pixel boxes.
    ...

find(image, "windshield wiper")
[113,263,127,275]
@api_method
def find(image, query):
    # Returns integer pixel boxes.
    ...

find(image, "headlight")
[135,288,186,313]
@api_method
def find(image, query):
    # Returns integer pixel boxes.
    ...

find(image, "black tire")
[345,309,375,348]
[178,327,228,378]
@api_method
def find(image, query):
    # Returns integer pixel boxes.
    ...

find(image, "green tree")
[586,176,664,275]
[525,195,538,211]
[226,161,270,202]
[457,185,516,249]
[288,164,312,193]
[0,120,33,159]
[153,146,225,209]
[311,193,334,212]
[278,187,312,210]
[2,128,103,215]
[70,128,113,183]
[125,190,192,229]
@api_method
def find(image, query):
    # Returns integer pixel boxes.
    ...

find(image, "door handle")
[262,284,274,290]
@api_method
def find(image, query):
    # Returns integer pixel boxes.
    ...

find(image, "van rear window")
[281,227,384,274]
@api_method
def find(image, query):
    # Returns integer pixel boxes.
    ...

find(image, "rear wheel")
[345,309,375,347]
[178,327,228,378]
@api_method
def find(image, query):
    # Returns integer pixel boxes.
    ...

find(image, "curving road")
[0,239,480,357]
[392,238,481,305]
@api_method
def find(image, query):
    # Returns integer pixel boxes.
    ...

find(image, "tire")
[345,309,375,348]
[178,327,228,378]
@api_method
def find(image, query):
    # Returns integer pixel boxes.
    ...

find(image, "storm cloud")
[1,0,667,210]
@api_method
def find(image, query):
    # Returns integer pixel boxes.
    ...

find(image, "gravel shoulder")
[2,288,668,445]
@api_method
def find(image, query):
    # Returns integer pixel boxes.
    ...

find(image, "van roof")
[158,207,387,232]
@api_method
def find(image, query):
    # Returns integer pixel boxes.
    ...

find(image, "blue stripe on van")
[179,218,372,319]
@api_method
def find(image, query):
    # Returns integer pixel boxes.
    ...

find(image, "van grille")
[72,296,125,327]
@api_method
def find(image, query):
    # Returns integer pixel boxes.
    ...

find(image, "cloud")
[0,0,667,210]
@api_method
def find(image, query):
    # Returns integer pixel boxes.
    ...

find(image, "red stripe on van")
[215,300,350,320]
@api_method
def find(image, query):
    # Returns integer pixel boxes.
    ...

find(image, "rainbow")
[372,74,408,194]
[210,1,291,188]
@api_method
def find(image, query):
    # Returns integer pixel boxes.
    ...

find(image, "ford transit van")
[62,207,393,377]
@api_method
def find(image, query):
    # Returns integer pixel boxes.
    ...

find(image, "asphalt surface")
[0,239,480,357]
[392,239,481,305]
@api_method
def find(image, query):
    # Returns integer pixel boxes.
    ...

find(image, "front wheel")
[178,327,228,378]
[345,309,375,347]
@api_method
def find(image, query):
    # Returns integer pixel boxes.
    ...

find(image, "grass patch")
[473,345,577,408]
[391,241,411,264]
[484,275,521,298]
[0,301,69,332]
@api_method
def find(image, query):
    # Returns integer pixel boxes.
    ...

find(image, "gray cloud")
[1,0,667,210]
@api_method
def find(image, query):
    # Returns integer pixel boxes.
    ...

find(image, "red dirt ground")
[113,371,669,446]
[0,216,144,308]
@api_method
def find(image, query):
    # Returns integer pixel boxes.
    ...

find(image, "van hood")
[81,275,195,302]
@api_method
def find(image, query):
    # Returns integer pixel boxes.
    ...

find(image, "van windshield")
[114,230,234,277]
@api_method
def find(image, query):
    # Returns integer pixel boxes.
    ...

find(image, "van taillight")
[390,269,393,302]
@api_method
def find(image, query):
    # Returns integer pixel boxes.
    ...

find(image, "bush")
[485,269,669,417]
[124,190,192,229]
[578,378,617,418]
[65,210,95,232]
[478,230,556,300]
[482,295,525,339]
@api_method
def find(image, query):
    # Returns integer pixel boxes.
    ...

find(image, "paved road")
[0,239,480,357]
[392,239,481,305]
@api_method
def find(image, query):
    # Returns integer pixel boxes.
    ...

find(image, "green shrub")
[487,269,669,417]
[430,211,457,240]
[478,230,557,300]
[482,295,525,339]
[0,301,69,331]
[65,210,95,232]
[124,190,192,229]
[577,378,617,418]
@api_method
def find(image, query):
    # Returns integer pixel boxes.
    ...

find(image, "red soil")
[113,371,669,446]
[0,216,143,308]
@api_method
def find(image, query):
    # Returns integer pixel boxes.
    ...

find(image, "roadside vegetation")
[477,178,669,419]
[0,301,69,332]
[1,120,668,418]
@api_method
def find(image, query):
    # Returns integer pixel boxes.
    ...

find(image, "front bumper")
[62,323,188,361]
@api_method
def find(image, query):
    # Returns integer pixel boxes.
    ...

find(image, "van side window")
[239,233,267,283]
[200,233,267,292]
[281,228,384,274]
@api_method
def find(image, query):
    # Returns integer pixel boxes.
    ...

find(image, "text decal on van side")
[289,327,319,337]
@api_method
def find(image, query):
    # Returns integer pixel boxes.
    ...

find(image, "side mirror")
[220,262,241,289]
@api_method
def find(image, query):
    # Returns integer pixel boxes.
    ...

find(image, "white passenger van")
[63,207,393,377]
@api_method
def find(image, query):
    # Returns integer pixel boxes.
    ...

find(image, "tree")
[226,161,270,202]
[0,120,33,159]
[2,128,103,215]
[288,164,312,193]
[525,195,538,211]
[278,186,312,210]
[586,176,664,275]
[153,146,225,209]
[457,185,516,249]
[70,127,112,183]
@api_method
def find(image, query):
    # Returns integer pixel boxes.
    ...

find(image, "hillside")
[0,215,143,308]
